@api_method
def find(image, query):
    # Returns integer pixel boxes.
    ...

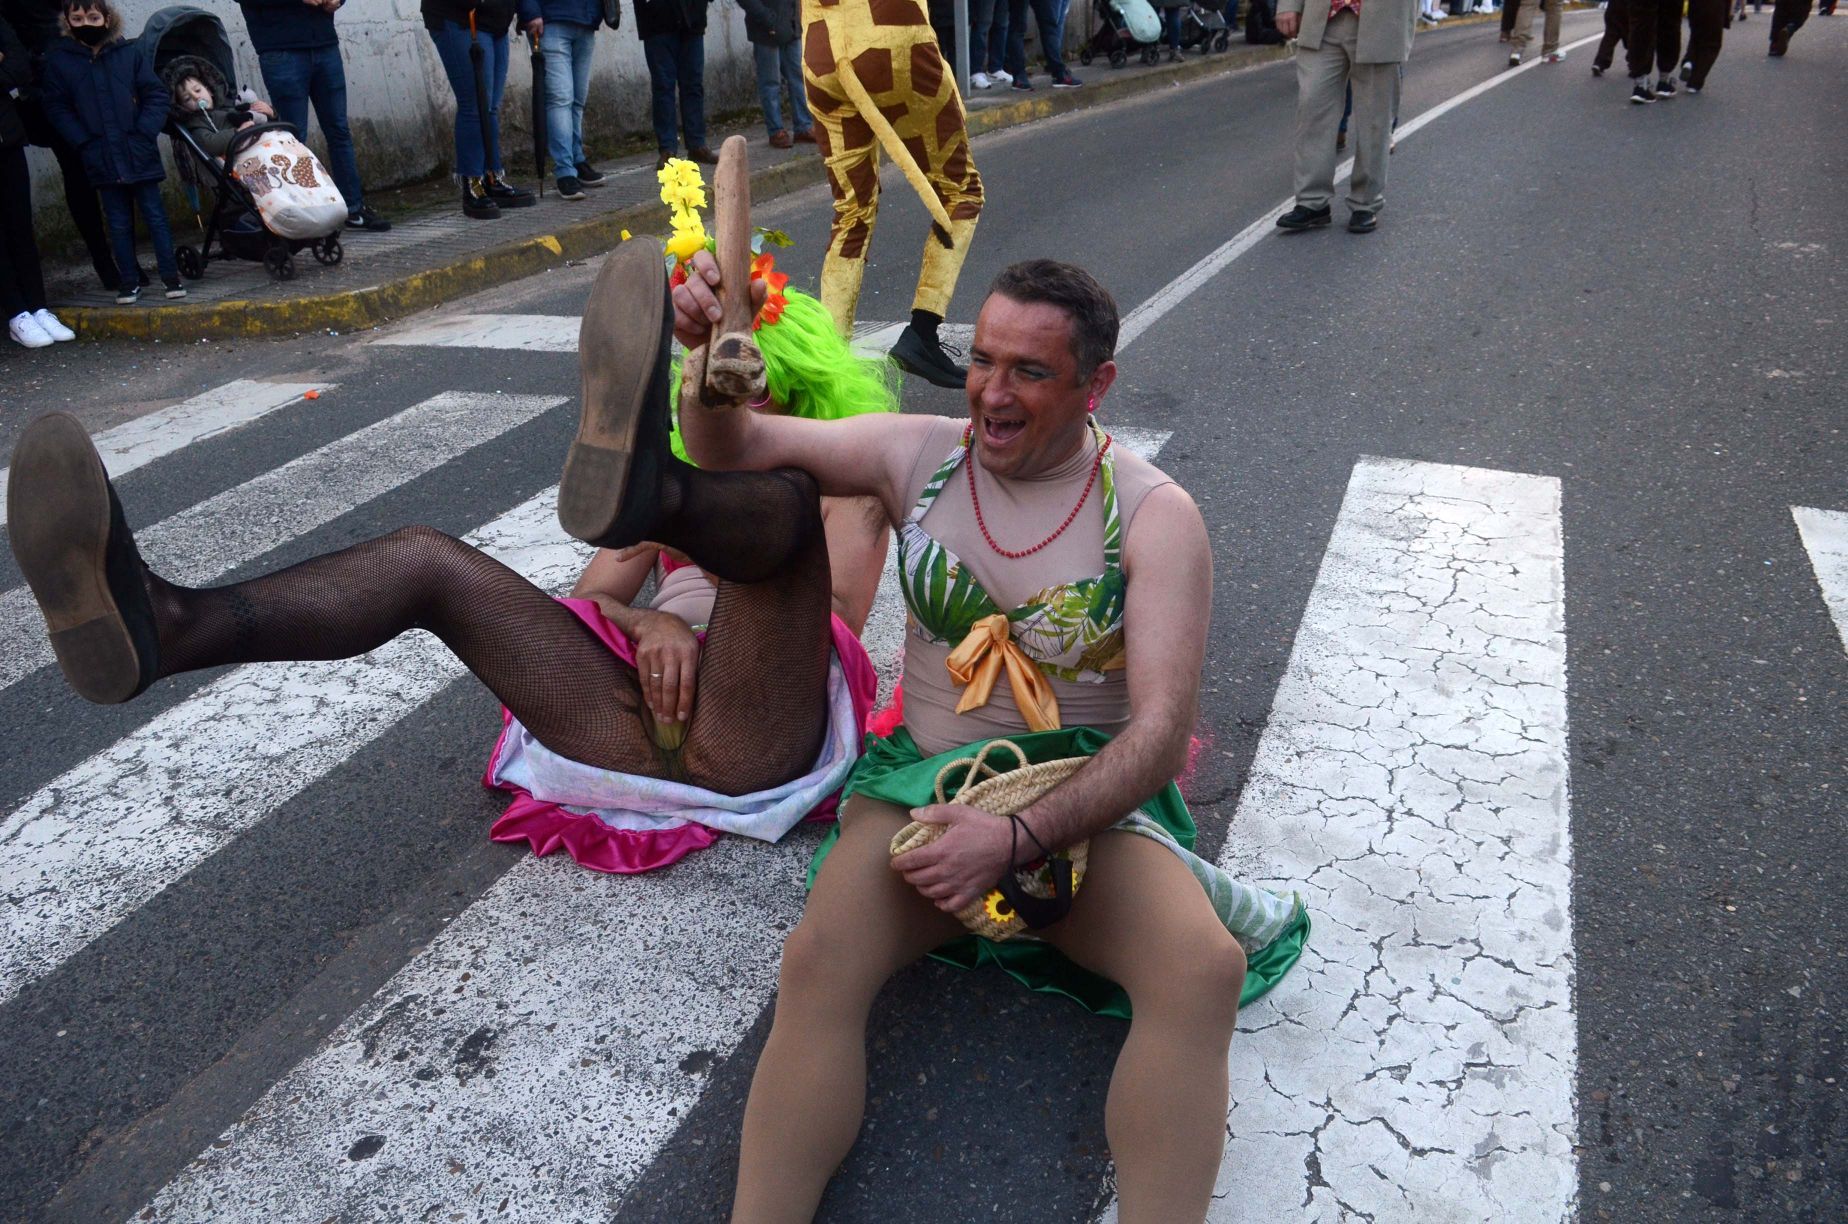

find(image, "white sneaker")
[991,69,1014,84]
[972,71,993,88]
[31,309,75,342]
[8,311,54,349]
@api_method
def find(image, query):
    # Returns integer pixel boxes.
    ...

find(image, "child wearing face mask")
[39,0,186,305]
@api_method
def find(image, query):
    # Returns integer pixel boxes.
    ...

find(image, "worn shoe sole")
[8,413,152,703]
[558,239,674,545]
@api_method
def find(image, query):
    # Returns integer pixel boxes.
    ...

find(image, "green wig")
[669,286,900,463]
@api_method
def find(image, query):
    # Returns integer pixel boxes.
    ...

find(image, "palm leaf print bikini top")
[898,424,1128,729]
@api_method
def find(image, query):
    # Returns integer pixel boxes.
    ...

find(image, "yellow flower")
[666,224,708,263]
[620,229,631,241]
[982,891,1016,925]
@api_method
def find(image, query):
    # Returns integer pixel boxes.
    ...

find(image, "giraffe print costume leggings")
[803,0,984,333]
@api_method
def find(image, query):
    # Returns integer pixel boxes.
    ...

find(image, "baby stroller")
[1080,0,1165,67]
[1169,1,1233,54]
[140,6,344,281]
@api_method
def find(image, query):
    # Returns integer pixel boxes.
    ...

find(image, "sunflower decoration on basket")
[889,740,1091,942]
[652,157,900,458]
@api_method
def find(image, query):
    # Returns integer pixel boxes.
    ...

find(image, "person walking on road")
[1676,0,1727,89]
[634,0,714,167]
[1766,0,1812,53]
[738,0,813,149]
[1591,0,1627,74]
[235,0,389,231]
[1620,0,1682,100]
[1274,0,1418,235]
[1506,0,1563,63]
[517,0,612,199]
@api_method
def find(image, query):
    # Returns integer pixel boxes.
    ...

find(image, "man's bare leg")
[1041,831,1248,1223]
[731,798,962,1222]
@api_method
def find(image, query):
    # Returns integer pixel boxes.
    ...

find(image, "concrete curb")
[64,10,1529,344]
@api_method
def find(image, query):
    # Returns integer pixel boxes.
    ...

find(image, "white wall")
[28,0,761,215]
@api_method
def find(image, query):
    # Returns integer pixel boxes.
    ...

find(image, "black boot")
[557,238,681,548]
[890,315,968,389]
[463,177,501,219]
[8,413,161,703]
[484,172,536,208]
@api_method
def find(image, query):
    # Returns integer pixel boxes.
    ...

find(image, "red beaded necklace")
[964,423,1112,560]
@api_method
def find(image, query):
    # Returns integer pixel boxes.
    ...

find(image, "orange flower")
[751,253,790,331]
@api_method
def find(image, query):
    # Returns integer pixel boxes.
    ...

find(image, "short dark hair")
[987,260,1119,380]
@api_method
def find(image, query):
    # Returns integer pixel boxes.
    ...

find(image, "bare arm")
[675,344,934,526]
[822,495,892,637]
[570,545,704,723]
[893,484,1212,913]
[569,544,657,630]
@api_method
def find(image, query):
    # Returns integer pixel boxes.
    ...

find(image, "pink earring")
[1086,396,1097,414]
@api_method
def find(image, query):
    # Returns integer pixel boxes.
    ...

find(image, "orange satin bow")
[945,614,1061,733]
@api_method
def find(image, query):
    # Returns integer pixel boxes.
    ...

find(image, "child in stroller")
[142,7,344,283]
[170,66,275,161]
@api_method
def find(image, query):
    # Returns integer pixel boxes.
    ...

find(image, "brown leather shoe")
[769,129,794,149]
[793,128,818,144]
[687,146,719,164]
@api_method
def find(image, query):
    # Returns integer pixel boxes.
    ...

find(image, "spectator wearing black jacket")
[423,0,536,218]
[0,11,73,345]
[236,0,388,230]
[0,0,116,288]
[39,0,183,305]
[738,0,811,148]
[634,0,713,167]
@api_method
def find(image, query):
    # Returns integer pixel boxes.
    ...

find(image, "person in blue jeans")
[634,0,713,165]
[39,0,181,304]
[1005,0,1079,87]
[235,0,388,231]
[518,0,611,198]
[970,0,1012,85]
[739,0,811,149]
[423,0,536,218]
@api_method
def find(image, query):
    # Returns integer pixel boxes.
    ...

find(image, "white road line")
[374,313,581,352]
[1180,458,1576,1221]
[1116,28,1606,354]
[0,380,325,530]
[1793,506,1848,654]
[140,835,809,1224]
[0,392,563,694]
[0,488,591,1009]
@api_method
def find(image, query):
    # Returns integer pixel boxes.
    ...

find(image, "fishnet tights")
[146,468,832,796]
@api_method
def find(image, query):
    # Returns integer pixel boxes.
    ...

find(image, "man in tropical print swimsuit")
[666,253,1307,1223]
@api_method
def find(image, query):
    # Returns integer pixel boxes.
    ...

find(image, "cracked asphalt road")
[1,11,1844,1222]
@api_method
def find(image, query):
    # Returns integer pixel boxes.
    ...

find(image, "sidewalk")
[48,12,1516,343]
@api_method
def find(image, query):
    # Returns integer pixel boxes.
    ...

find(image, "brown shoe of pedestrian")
[769,129,794,149]
[794,128,818,144]
[687,146,719,164]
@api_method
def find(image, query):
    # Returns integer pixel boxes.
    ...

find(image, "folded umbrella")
[529,28,547,194]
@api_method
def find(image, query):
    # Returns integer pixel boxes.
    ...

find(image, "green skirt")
[808,726,1311,1020]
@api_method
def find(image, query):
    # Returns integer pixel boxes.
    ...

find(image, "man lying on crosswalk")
[6,238,895,878]
[655,251,1310,1223]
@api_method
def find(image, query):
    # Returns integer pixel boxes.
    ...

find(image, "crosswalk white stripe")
[373,313,581,352]
[0,380,326,530]
[141,835,808,1224]
[135,426,1176,1222]
[0,392,564,695]
[1177,458,1577,1221]
[373,315,968,365]
[1792,506,1848,655]
[0,487,591,1009]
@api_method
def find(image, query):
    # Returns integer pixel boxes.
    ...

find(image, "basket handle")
[931,739,1029,805]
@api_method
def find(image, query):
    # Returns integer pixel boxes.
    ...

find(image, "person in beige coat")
[1273,0,1416,233]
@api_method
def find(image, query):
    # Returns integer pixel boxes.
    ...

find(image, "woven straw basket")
[889,740,1089,942]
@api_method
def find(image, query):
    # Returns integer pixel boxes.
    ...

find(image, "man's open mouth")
[980,416,1026,446]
